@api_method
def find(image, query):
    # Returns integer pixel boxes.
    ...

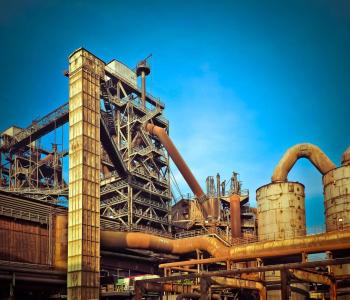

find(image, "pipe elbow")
[271,143,336,182]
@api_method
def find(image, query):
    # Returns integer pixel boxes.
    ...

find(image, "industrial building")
[0,48,349,299]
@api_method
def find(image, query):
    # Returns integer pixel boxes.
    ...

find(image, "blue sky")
[0,0,349,227]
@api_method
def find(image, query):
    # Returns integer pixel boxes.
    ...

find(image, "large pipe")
[230,194,241,239]
[55,215,350,268]
[141,71,146,107]
[100,231,227,257]
[289,269,336,300]
[101,229,350,261]
[145,123,205,200]
[271,143,336,183]
[212,277,266,300]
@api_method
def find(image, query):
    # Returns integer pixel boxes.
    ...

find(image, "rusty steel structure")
[0,49,349,300]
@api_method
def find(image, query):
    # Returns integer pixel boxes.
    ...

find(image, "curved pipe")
[290,269,336,300]
[271,143,336,182]
[144,123,205,200]
[212,277,266,300]
[55,215,350,269]
[100,231,228,257]
[101,229,350,261]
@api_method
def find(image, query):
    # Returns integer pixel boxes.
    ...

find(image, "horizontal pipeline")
[101,228,350,262]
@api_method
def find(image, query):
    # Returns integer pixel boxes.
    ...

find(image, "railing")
[130,224,172,238]
[0,206,48,224]
[241,220,256,227]
[101,180,128,195]
[241,206,255,214]
[104,65,165,108]
[229,224,350,245]
[133,210,168,224]
[1,102,69,151]
[174,228,208,239]
[134,196,168,211]
[101,196,127,208]
[100,220,172,238]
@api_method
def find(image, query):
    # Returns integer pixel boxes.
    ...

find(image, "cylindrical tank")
[257,182,306,241]
[257,182,307,300]
[323,164,350,300]
[323,165,350,232]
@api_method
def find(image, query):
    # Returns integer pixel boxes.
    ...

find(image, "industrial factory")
[0,48,349,300]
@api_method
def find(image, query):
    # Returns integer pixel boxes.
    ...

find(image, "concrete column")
[67,48,104,300]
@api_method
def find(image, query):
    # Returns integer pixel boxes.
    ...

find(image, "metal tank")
[323,153,350,300]
[257,181,307,300]
[257,182,306,241]
[323,165,350,232]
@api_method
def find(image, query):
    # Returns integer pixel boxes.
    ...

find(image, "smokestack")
[216,173,221,220]
[230,194,241,239]
[136,60,150,108]
[221,180,226,196]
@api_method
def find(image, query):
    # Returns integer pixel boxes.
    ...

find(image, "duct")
[144,123,205,201]
[102,229,350,261]
[289,269,332,286]
[55,214,350,268]
[211,277,266,300]
[289,269,336,300]
[101,231,228,257]
[271,143,336,182]
[230,194,241,239]
[342,146,350,166]
[228,229,350,261]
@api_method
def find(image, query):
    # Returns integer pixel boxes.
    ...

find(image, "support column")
[200,277,210,300]
[67,48,105,300]
[280,270,289,300]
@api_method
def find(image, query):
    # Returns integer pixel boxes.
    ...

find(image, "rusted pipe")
[101,228,350,262]
[342,146,350,166]
[229,229,350,261]
[101,231,227,257]
[230,194,241,238]
[56,214,350,269]
[271,143,336,182]
[141,71,146,107]
[289,269,332,285]
[144,123,205,200]
[212,277,266,300]
[289,269,336,300]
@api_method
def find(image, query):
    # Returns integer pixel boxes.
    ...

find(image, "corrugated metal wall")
[0,216,50,265]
